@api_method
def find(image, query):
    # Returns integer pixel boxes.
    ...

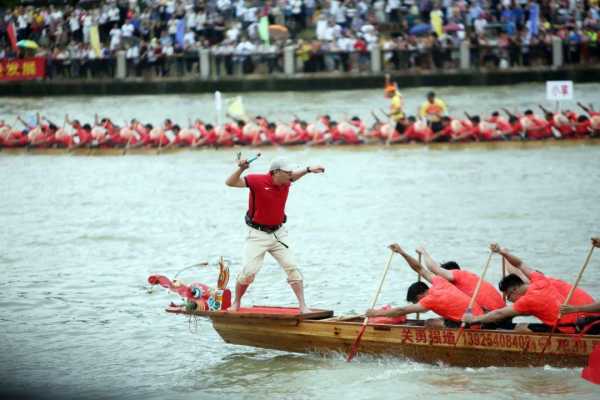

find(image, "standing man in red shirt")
[225,156,325,314]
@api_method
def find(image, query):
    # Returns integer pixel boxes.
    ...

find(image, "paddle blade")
[346,324,367,362]
[582,344,600,385]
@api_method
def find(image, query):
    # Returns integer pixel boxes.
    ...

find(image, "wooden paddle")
[539,242,597,358]
[346,251,395,362]
[455,251,494,346]
[416,252,422,321]
[502,257,507,302]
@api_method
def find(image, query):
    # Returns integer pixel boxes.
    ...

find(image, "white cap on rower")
[269,157,294,172]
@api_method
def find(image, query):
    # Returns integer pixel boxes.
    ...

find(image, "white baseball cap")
[269,157,294,172]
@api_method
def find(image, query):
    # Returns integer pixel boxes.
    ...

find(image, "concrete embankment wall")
[2,67,600,96]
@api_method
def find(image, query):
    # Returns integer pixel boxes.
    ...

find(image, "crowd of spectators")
[0,0,599,79]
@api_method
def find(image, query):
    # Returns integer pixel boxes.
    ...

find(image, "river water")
[1,84,600,400]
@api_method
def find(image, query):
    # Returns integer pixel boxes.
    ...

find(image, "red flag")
[7,22,17,52]
[582,344,600,385]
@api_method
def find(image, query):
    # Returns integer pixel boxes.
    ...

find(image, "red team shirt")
[451,270,505,311]
[419,276,484,323]
[513,272,578,332]
[245,173,290,226]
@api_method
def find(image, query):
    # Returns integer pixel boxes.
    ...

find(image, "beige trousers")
[236,226,303,285]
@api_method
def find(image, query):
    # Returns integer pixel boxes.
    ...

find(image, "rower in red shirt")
[450,118,477,141]
[405,120,433,143]
[306,122,327,145]
[149,126,170,147]
[550,113,574,138]
[195,123,217,147]
[216,125,235,147]
[416,246,505,313]
[430,116,453,142]
[293,120,312,144]
[338,121,362,144]
[49,124,73,148]
[241,121,261,145]
[467,115,505,141]
[499,242,598,324]
[27,125,49,147]
[225,156,325,314]
[464,241,598,333]
[573,115,591,139]
[521,110,551,140]
[367,244,484,328]
[73,123,94,147]
[328,121,343,143]
[173,125,197,146]
[350,116,366,135]
[2,126,28,147]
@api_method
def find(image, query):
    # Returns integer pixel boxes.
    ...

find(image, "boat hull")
[177,309,597,368]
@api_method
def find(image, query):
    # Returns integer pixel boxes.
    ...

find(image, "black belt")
[245,214,282,233]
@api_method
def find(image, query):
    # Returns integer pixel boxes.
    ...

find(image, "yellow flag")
[90,25,101,57]
[430,10,443,37]
[227,96,247,119]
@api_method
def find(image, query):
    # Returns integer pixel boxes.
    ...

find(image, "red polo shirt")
[451,270,505,311]
[419,276,484,323]
[245,173,290,226]
[513,271,577,332]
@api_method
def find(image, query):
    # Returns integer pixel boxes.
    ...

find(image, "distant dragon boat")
[2,137,600,155]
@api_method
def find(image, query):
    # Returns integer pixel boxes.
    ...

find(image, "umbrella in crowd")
[16,40,39,49]
[268,25,289,41]
[409,23,431,36]
[444,23,464,33]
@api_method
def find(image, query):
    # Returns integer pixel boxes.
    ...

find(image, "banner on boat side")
[0,57,46,81]
[546,81,573,101]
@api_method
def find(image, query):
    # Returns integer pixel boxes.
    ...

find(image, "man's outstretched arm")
[390,243,435,283]
[225,160,249,187]
[416,246,453,281]
[366,303,427,318]
[463,305,518,324]
[490,243,535,279]
[290,165,325,182]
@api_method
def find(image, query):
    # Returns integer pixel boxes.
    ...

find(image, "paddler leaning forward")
[225,156,325,314]
[463,240,600,333]
[366,244,485,328]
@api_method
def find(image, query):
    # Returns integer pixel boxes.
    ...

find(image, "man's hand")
[389,243,403,254]
[308,165,325,173]
[490,243,502,253]
[416,245,426,256]
[237,159,250,170]
[560,304,578,315]
[462,310,474,324]
[366,308,381,318]
[592,237,600,248]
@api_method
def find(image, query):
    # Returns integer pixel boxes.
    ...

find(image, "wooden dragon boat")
[1,138,599,156]
[167,305,598,368]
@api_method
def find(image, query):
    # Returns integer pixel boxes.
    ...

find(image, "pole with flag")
[90,25,101,57]
[214,91,223,127]
[258,16,270,45]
